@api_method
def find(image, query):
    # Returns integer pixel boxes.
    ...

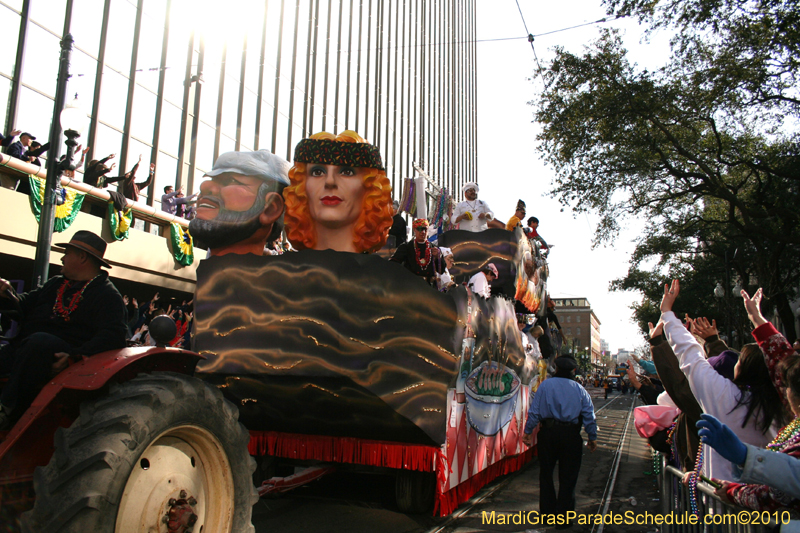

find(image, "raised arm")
[137,163,155,189]
[692,317,729,358]
[650,324,703,421]
[744,288,795,395]
[659,280,740,414]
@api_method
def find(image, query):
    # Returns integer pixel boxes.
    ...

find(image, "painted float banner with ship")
[193,227,548,515]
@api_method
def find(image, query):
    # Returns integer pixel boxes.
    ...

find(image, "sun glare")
[174,0,265,49]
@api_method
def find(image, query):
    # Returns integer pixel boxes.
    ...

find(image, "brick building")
[551,297,602,369]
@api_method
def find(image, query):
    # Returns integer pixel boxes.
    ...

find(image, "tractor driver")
[0,231,127,430]
[189,150,291,256]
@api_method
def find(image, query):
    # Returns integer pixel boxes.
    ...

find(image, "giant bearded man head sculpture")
[189,150,290,256]
[283,130,393,253]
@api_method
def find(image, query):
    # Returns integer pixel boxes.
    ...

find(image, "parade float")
[0,133,553,530]
[193,224,548,516]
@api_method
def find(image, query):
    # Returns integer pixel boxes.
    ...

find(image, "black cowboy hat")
[56,230,111,268]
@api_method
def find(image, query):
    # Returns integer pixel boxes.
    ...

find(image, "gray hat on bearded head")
[205,150,290,186]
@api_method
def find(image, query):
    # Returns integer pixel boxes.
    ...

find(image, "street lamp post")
[714,282,727,343]
[32,34,87,288]
[732,279,743,348]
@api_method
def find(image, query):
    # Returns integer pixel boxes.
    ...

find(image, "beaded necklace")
[688,441,705,516]
[767,416,800,452]
[649,447,662,476]
[664,421,680,509]
[52,275,99,321]
[414,240,432,268]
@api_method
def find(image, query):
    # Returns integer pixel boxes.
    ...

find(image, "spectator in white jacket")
[658,279,786,484]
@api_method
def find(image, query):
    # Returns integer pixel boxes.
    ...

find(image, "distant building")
[552,297,602,369]
[615,349,631,366]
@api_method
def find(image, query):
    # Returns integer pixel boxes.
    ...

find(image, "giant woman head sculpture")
[283,131,393,253]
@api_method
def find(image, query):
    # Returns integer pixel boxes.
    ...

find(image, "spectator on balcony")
[0,231,126,430]
[175,190,196,220]
[25,141,51,167]
[0,129,20,149]
[84,153,117,188]
[105,155,154,203]
[5,132,35,161]
[161,185,197,216]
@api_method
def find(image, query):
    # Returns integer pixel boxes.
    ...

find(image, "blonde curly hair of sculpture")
[283,130,393,252]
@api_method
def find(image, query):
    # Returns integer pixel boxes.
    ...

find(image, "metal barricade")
[659,457,775,533]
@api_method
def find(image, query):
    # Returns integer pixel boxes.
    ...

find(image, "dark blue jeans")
[0,332,74,415]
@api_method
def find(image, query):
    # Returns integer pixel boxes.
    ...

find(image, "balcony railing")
[0,153,190,230]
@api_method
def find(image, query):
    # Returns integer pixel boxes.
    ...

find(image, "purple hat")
[708,350,738,381]
[483,263,499,278]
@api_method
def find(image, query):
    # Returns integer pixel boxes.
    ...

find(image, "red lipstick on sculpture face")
[320,195,343,206]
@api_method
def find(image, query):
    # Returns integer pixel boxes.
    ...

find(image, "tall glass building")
[1,0,478,211]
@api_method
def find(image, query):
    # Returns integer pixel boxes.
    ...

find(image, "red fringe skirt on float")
[248,430,536,517]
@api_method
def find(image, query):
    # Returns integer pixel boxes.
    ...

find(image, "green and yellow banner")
[28,175,85,233]
[108,203,133,241]
[170,222,194,266]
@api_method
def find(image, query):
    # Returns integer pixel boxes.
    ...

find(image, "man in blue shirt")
[522,355,597,524]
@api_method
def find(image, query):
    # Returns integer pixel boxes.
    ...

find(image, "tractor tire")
[21,372,258,533]
[395,470,435,514]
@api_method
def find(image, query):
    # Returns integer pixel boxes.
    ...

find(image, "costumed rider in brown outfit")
[0,231,127,429]
[390,218,445,285]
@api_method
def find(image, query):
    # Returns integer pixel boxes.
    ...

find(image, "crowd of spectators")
[2,131,197,221]
[122,291,193,349]
[624,279,800,520]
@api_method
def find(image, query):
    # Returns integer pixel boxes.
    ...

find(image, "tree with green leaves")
[532,0,800,341]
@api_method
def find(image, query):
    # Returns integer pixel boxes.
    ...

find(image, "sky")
[473,0,673,354]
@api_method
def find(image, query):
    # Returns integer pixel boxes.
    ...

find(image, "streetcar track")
[591,395,637,533]
[255,390,640,533]
[424,389,630,533]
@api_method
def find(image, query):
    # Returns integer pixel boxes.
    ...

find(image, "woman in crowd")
[659,280,788,484]
[695,286,800,512]
[282,130,393,253]
[699,359,800,512]
[638,320,703,471]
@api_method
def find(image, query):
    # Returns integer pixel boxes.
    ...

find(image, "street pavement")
[253,388,662,533]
